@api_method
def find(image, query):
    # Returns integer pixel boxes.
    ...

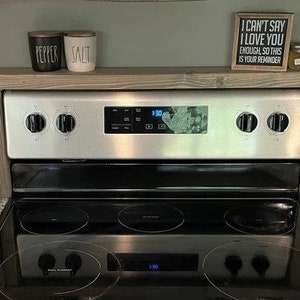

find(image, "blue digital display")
[151,110,163,117]
[149,263,159,270]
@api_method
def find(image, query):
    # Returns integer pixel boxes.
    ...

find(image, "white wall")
[0,0,299,67]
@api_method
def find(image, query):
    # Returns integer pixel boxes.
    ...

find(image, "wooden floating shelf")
[0,67,300,90]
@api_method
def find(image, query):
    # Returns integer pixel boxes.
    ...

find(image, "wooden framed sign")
[231,13,294,71]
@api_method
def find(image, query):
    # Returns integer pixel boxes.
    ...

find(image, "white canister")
[64,31,97,72]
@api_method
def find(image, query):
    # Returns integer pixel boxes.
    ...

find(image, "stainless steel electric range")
[1,89,300,300]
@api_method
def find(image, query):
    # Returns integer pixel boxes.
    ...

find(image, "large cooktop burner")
[0,240,121,300]
[118,204,185,233]
[20,206,89,235]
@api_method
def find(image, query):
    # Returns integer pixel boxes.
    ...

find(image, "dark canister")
[28,31,62,72]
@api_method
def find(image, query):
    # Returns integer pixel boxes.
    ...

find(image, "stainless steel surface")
[17,234,292,279]
[4,90,300,159]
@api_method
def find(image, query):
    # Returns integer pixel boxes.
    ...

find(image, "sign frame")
[231,12,294,71]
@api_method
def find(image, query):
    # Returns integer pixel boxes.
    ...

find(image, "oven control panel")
[4,90,300,159]
[104,106,208,134]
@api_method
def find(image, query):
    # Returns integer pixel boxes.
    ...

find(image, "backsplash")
[0,0,299,67]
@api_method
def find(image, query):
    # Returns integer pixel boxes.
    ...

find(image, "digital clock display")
[149,263,159,271]
[107,253,199,272]
[151,110,163,117]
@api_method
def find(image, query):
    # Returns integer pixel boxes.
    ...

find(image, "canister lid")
[28,31,62,38]
[291,42,300,52]
[64,31,96,37]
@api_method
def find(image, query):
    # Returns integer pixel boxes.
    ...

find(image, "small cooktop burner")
[224,205,295,235]
[0,240,121,300]
[20,206,89,234]
[118,204,185,233]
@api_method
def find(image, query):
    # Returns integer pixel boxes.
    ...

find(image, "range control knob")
[236,113,258,133]
[65,253,82,276]
[267,113,289,132]
[38,254,56,276]
[251,255,270,278]
[224,255,243,278]
[56,114,76,133]
[25,113,46,133]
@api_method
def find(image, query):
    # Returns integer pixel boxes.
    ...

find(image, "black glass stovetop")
[1,197,300,300]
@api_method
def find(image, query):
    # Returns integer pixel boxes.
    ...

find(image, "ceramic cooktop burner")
[0,240,121,300]
[224,205,295,235]
[117,204,185,233]
[20,206,89,234]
